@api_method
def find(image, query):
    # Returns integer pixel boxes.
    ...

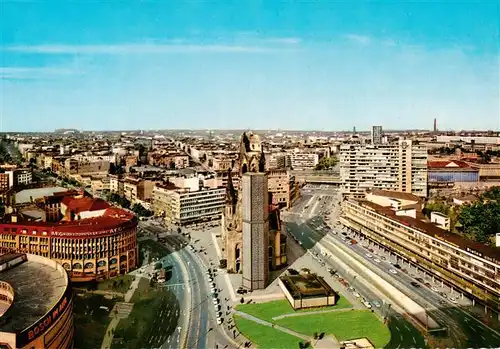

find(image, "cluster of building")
[338,126,500,198]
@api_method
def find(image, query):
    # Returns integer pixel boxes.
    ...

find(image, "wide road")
[292,190,500,348]
[141,223,236,349]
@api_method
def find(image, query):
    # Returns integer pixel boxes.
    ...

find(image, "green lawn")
[276,310,391,348]
[139,239,172,261]
[234,315,305,349]
[236,297,352,323]
[73,292,121,349]
[111,285,180,349]
[97,274,134,294]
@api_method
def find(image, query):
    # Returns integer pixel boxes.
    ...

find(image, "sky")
[0,1,499,132]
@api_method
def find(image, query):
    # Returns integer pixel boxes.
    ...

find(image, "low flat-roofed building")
[0,253,73,349]
[279,272,338,310]
[428,160,480,185]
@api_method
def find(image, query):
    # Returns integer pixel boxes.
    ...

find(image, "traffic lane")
[176,239,234,349]
[176,247,209,349]
[288,223,425,349]
[182,237,237,348]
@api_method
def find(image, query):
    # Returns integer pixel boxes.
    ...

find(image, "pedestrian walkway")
[272,307,354,321]
[234,310,311,341]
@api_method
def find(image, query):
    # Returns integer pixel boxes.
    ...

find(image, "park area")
[234,298,391,349]
[73,292,121,349]
[111,278,181,349]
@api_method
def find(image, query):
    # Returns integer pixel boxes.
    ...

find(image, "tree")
[314,156,338,170]
[132,203,153,217]
[458,187,500,245]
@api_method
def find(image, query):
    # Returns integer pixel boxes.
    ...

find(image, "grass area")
[236,297,352,323]
[234,315,304,349]
[73,292,121,349]
[276,310,391,348]
[111,285,180,349]
[139,239,172,261]
[97,274,134,294]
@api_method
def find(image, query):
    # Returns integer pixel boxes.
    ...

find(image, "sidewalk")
[234,310,311,341]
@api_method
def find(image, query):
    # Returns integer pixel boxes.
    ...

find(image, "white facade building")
[340,139,427,198]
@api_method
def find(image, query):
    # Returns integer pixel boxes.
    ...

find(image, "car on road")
[410,281,421,288]
[389,269,398,274]
[393,264,401,269]
[380,256,387,261]
[371,300,381,308]
[416,277,425,283]
[373,258,381,263]
[362,300,372,309]
[431,286,440,292]
[236,288,248,295]
[449,297,458,304]
[366,253,373,258]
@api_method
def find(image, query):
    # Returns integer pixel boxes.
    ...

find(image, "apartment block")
[340,191,500,310]
[290,152,319,170]
[339,139,427,198]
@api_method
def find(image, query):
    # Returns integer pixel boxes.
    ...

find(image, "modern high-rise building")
[371,125,383,145]
[241,172,269,290]
[339,139,428,198]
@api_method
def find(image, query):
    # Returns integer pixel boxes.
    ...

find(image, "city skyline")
[1,2,499,132]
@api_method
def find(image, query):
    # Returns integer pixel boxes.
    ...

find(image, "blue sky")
[0,1,499,132]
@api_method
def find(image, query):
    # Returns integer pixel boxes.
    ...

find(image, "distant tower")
[371,126,383,145]
[353,126,357,134]
[241,172,269,290]
[433,119,437,133]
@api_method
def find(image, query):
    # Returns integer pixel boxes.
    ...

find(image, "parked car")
[371,300,381,308]
[389,269,398,275]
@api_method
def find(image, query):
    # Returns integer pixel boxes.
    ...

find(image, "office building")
[339,139,427,198]
[371,126,383,145]
[242,172,270,290]
[152,183,226,226]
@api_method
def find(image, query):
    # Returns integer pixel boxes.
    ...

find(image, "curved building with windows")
[0,253,73,349]
[0,189,138,281]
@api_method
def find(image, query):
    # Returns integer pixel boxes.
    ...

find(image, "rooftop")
[367,189,421,203]
[0,254,68,333]
[427,160,474,169]
[15,186,67,204]
[280,273,336,299]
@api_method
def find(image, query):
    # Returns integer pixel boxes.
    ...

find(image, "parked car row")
[207,268,223,325]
